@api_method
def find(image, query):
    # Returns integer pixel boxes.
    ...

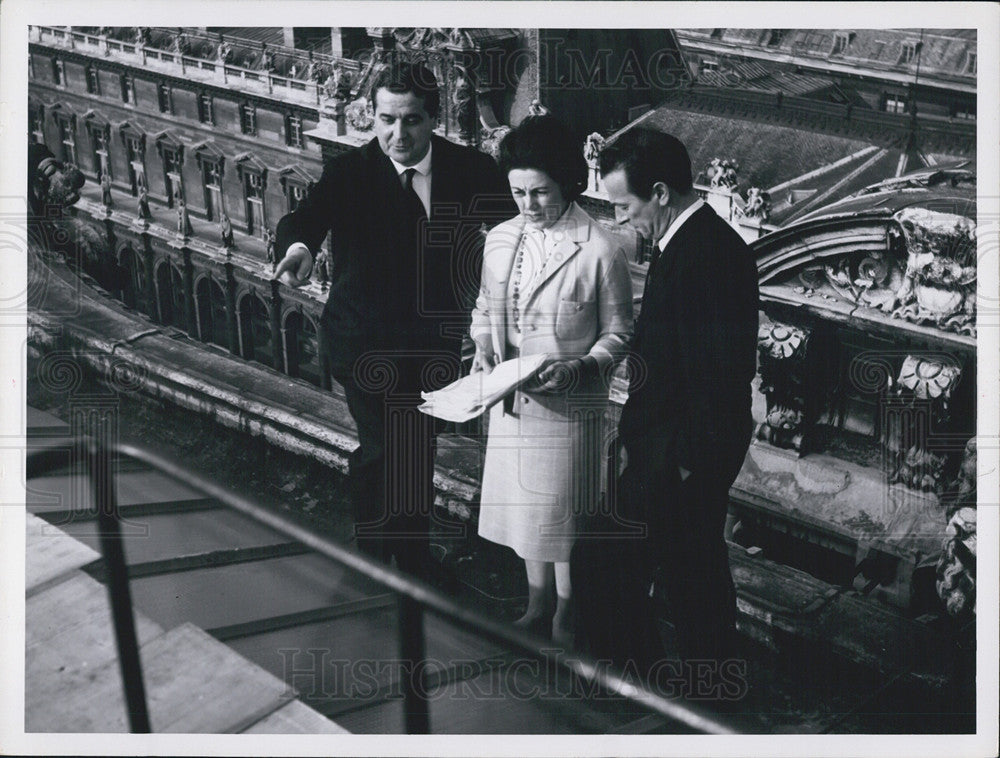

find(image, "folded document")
[418,354,548,423]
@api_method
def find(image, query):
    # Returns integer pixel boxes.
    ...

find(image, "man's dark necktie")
[401,168,427,220]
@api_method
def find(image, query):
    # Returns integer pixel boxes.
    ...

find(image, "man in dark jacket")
[274,62,513,581]
[596,129,759,671]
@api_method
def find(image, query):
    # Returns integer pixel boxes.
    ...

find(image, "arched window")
[155,261,186,329]
[120,246,149,315]
[238,293,272,367]
[196,277,229,348]
[283,310,322,386]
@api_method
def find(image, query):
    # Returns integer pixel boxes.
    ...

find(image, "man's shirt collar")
[389,142,433,178]
[657,198,705,252]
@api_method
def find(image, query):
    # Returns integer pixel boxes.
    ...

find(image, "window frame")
[240,102,257,136]
[198,93,214,124]
[157,82,173,114]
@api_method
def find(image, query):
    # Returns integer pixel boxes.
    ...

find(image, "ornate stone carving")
[707,158,739,190]
[882,207,976,336]
[739,187,771,221]
[345,98,374,132]
[936,504,976,618]
[480,125,511,159]
[881,354,962,492]
[583,132,605,192]
[135,185,152,225]
[755,321,811,452]
[527,99,549,117]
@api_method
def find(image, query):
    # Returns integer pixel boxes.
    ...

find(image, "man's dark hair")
[599,128,693,199]
[498,114,588,203]
[372,62,440,119]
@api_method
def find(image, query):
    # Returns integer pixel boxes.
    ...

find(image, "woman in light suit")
[470,115,633,645]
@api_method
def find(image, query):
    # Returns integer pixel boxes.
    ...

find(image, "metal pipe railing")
[26,439,738,735]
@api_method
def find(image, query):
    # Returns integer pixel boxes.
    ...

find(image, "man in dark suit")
[274,62,513,581]
[597,129,759,673]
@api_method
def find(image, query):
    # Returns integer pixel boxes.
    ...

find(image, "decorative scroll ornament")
[755,321,811,452]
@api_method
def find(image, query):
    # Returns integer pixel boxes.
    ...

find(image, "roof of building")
[678,28,977,84]
[627,103,875,191]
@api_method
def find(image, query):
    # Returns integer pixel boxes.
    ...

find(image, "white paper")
[418,354,548,422]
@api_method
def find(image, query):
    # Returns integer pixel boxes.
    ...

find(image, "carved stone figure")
[29,141,106,273]
[177,199,193,238]
[708,158,739,190]
[264,227,276,269]
[136,185,152,223]
[100,171,113,211]
[741,187,771,221]
[584,132,605,169]
[220,212,234,249]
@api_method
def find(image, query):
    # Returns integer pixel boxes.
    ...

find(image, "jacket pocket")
[555,299,596,341]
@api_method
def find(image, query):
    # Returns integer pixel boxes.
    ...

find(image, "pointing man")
[275,62,513,582]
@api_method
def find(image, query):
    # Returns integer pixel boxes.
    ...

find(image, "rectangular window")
[766,30,786,47]
[832,34,848,57]
[700,58,719,74]
[59,119,76,164]
[198,93,214,124]
[86,65,100,95]
[245,172,263,200]
[884,94,907,114]
[120,74,135,104]
[30,109,45,145]
[286,114,303,148]
[157,83,172,114]
[92,129,111,179]
[52,58,65,86]
[240,103,257,136]
[900,42,917,64]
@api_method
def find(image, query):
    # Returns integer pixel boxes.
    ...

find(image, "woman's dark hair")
[372,62,440,119]
[498,115,588,202]
[599,128,693,199]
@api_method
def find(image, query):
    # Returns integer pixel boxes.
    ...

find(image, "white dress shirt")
[389,142,433,218]
[284,143,435,267]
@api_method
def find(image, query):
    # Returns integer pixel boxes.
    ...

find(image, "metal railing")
[26,438,737,735]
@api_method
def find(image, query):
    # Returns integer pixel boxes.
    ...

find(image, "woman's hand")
[530,356,584,394]
[471,337,498,375]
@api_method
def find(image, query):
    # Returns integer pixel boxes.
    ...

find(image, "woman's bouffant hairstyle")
[498,114,589,202]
